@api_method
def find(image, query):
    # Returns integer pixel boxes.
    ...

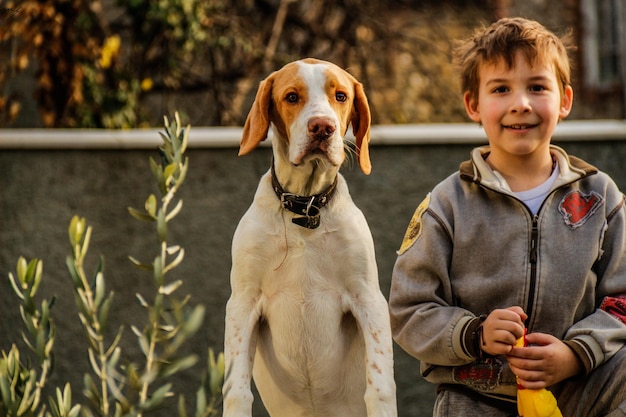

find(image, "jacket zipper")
[526,215,539,324]
[467,157,595,327]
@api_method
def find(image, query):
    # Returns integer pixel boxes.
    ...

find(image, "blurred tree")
[0,0,490,128]
[0,1,103,127]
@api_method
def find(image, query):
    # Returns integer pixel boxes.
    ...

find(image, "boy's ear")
[559,85,574,119]
[463,91,481,123]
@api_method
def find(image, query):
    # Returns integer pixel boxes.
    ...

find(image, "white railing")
[1,120,625,149]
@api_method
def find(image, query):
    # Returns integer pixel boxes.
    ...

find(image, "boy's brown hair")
[454,17,574,104]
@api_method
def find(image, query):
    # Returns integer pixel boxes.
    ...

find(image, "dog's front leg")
[222,291,261,417]
[350,292,398,417]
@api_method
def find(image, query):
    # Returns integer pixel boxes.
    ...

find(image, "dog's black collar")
[270,161,337,229]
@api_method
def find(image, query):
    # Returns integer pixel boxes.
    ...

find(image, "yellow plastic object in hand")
[515,331,563,417]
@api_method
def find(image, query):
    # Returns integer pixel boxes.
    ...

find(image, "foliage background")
[2,0,496,128]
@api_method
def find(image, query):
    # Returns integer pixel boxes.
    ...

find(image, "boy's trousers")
[433,346,626,417]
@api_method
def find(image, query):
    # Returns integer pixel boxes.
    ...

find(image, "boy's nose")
[511,92,532,113]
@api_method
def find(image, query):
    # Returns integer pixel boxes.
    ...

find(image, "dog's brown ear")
[351,82,372,174]
[239,76,274,156]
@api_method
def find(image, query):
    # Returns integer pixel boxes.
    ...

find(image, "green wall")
[2,140,626,416]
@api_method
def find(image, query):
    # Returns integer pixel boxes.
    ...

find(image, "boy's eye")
[492,86,509,94]
[529,85,546,92]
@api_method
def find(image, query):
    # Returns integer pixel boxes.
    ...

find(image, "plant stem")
[137,321,158,417]
[74,231,110,417]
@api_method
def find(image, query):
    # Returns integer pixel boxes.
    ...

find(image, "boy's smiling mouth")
[503,123,538,130]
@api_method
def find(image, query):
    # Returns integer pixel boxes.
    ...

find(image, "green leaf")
[44,334,55,358]
[125,363,141,391]
[136,331,150,356]
[166,245,181,255]
[88,349,102,377]
[61,383,72,413]
[68,216,84,249]
[180,123,189,154]
[163,163,178,186]
[106,374,127,407]
[15,369,36,414]
[175,112,182,139]
[80,226,92,261]
[8,272,25,301]
[160,355,197,378]
[178,394,188,417]
[83,374,100,407]
[159,280,183,296]
[105,327,124,357]
[17,256,28,285]
[150,157,163,187]
[40,298,51,326]
[95,255,105,278]
[183,305,205,336]
[130,325,142,338]
[145,194,158,218]
[177,158,189,185]
[68,405,82,417]
[21,331,36,352]
[128,256,154,271]
[94,272,105,309]
[98,292,115,329]
[0,372,13,412]
[24,258,39,285]
[135,293,149,308]
[19,304,35,334]
[157,209,167,243]
[35,323,46,359]
[195,385,207,417]
[165,199,183,222]
[153,256,164,286]
[163,248,184,274]
[30,259,43,297]
[128,206,155,222]
[66,257,82,288]
[209,349,225,397]
[140,383,172,411]
[108,346,121,370]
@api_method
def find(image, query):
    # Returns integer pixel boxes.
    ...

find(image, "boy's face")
[463,51,573,161]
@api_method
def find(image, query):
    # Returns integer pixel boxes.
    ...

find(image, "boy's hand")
[506,332,583,389]
[480,306,527,356]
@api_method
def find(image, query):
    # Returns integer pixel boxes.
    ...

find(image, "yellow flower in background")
[99,35,121,69]
[141,77,153,91]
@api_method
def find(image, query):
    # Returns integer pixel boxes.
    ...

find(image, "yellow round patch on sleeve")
[397,193,430,255]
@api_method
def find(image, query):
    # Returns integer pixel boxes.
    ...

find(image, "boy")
[389,17,626,416]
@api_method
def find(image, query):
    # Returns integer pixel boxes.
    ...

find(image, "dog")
[223,58,397,417]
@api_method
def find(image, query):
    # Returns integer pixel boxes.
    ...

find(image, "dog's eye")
[335,92,347,102]
[285,93,299,103]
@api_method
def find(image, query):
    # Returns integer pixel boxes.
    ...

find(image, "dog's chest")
[259,230,356,321]
[258,264,360,371]
[262,236,345,305]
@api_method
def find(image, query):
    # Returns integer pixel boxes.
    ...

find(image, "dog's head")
[239,58,372,175]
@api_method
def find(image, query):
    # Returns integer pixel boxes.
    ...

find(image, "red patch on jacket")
[600,295,626,324]
[558,190,603,229]
[453,358,503,391]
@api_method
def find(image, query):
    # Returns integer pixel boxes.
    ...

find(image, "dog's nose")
[308,117,336,139]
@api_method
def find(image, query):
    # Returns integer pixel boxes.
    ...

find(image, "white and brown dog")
[223,58,397,417]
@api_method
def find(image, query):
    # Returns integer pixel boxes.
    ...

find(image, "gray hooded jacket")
[390,145,626,402]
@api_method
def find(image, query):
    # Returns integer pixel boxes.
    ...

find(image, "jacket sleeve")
[564,188,626,374]
[389,203,480,366]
